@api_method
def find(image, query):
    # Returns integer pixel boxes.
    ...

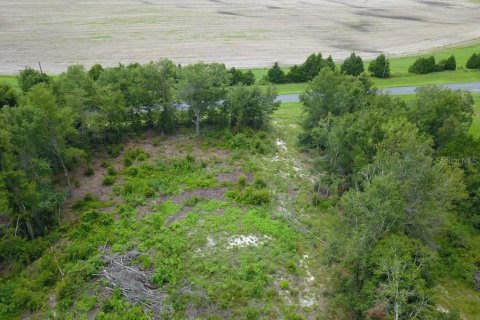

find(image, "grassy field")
[251,43,480,94]
[0,75,18,87]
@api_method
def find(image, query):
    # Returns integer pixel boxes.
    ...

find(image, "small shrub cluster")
[226,130,275,155]
[266,52,335,84]
[408,55,456,74]
[102,175,115,186]
[123,148,150,167]
[226,176,271,205]
[229,67,255,85]
[466,53,480,69]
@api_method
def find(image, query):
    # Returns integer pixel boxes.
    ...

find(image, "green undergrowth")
[0,120,331,319]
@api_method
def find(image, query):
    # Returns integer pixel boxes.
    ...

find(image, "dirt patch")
[170,187,227,204]
[165,206,192,225]
[101,251,167,317]
[216,170,253,183]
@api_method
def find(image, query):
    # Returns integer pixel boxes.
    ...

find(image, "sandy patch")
[226,234,272,249]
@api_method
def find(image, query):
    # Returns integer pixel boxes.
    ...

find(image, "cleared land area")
[1,0,480,74]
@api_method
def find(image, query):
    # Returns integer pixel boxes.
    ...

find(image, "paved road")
[276,81,480,103]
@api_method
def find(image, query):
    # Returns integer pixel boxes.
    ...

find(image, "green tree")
[226,85,279,129]
[363,235,434,320]
[177,63,230,135]
[407,86,474,149]
[88,63,104,80]
[23,84,83,194]
[0,83,19,108]
[437,55,456,71]
[300,68,373,145]
[341,53,364,76]
[466,53,480,69]
[368,54,390,78]
[18,67,51,93]
[229,67,255,86]
[266,62,285,84]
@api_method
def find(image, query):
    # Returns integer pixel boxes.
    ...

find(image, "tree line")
[300,68,479,319]
[0,60,278,250]
[265,50,480,84]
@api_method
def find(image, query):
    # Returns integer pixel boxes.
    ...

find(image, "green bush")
[238,175,247,186]
[437,55,456,71]
[123,148,150,167]
[227,187,271,205]
[408,56,436,74]
[107,144,123,158]
[466,53,480,69]
[102,175,115,186]
[279,279,289,290]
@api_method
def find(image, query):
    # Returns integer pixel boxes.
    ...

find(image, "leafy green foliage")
[408,55,457,74]
[368,54,390,78]
[437,55,457,71]
[229,67,255,85]
[466,53,480,69]
[0,83,19,108]
[340,52,364,76]
[266,62,286,84]
[226,85,279,130]
[286,52,335,83]
[88,63,104,80]
[301,70,478,318]
[177,63,231,134]
[409,56,437,74]
[18,67,51,93]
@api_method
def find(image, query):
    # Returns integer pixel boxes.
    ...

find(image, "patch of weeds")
[227,187,271,205]
[72,194,102,211]
[84,167,95,176]
[107,144,123,158]
[107,166,117,176]
[280,279,289,290]
[238,175,247,187]
[123,148,150,167]
[102,175,115,186]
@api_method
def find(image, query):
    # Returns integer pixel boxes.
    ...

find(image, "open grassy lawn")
[251,43,480,94]
[469,93,480,137]
[0,75,18,87]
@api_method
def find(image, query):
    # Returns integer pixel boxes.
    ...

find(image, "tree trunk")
[51,138,73,195]
[194,108,201,135]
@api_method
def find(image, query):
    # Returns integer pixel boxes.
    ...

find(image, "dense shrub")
[102,176,115,186]
[408,55,456,74]
[341,53,364,76]
[266,62,286,84]
[229,67,255,85]
[408,56,437,74]
[466,53,480,69]
[286,53,335,83]
[0,83,19,108]
[437,55,456,71]
[368,54,390,78]
[87,63,104,80]
[18,67,51,93]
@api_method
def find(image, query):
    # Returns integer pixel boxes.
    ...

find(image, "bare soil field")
[1,0,479,74]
